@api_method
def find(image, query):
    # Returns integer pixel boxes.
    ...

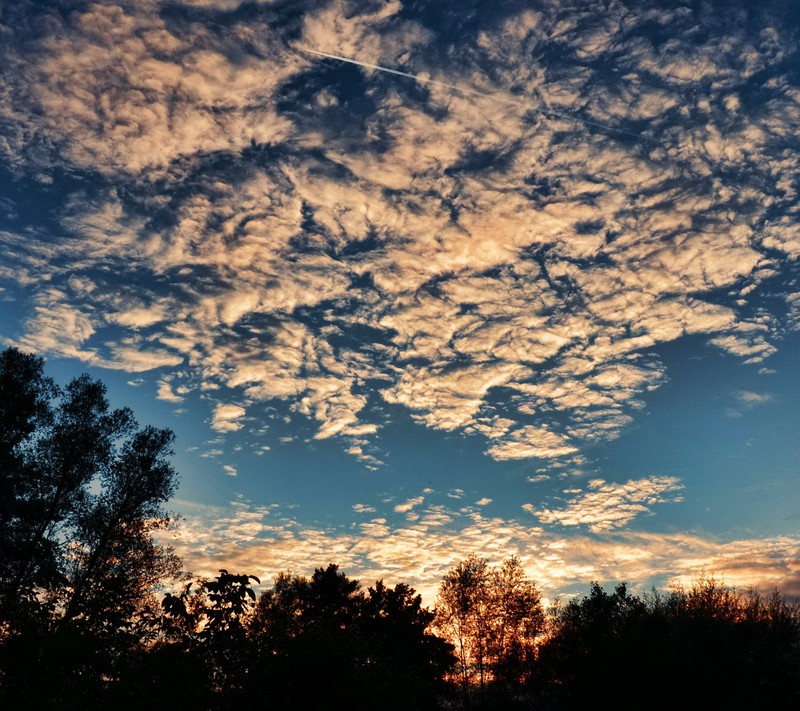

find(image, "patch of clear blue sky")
[591,331,800,538]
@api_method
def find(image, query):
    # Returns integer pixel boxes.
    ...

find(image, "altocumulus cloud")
[166,492,800,603]
[211,404,247,433]
[525,476,685,532]
[0,0,799,471]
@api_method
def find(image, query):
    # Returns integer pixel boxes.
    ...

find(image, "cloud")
[353,503,376,514]
[710,335,777,363]
[727,389,775,417]
[486,426,578,461]
[527,477,685,532]
[99,343,184,373]
[157,380,184,403]
[1,0,798,468]
[1,2,299,176]
[211,404,247,433]
[394,496,425,514]
[166,493,800,604]
[736,390,773,407]
[787,293,800,330]
[5,285,99,361]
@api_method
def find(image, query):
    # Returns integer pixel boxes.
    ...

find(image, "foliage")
[155,564,453,709]
[154,569,261,708]
[0,347,180,708]
[248,564,454,710]
[435,555,544,709]
[536,576,800,710]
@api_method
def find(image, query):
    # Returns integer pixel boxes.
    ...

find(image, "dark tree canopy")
[535,577,800,710]
[247,564,454,711]
[0,347,180,708]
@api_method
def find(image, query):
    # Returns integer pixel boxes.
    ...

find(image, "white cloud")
[486,426,577,461]
[710,335,777,363]
[2,3,298,176]
[167,494,800,604]
[394,496,425,514]
[2,0,797,468]
[527,476,685,532]
[736,390,773,407]
[727,389,775,418]
[14,290,97,361]
[112,303,168,328]
[157,380,184,403]
[100,343,184,373]
[211,404,247,433]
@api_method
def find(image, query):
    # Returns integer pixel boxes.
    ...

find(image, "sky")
[1,0,799,603]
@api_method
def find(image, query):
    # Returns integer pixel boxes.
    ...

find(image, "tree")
[60,426,179,630]
[651,577,800,710]
[358,580,455,710]
[435,555,544,702]
[488,557,544,688]
[157,570,260,708]
[536,577,800,710]
[248,564,454,710]
[0,347,181,707]
[536,581,646,704]
[436,554,492,693]
[0,352,87,619]
[249,564,370,708]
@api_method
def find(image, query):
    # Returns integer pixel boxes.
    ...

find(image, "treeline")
[435,556,800,709]
[2,347,800,709]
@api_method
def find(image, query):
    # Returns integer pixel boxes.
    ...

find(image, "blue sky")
[1,0,799,602]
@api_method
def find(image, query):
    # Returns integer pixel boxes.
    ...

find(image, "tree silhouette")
[359,579,455,709]
[248,564,453,710]
[248,564,371,708]
[535,578,800,710]
[0,347,180,708]
[155,569,260,708]
[536,581,645,705]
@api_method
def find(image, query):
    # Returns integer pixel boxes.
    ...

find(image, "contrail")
[299,46,655,144]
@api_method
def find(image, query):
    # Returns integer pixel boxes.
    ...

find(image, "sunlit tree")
[435,555,544,700]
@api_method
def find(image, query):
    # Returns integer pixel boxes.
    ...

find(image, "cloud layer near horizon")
[1,0,799,472]
[167,491,800,604]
